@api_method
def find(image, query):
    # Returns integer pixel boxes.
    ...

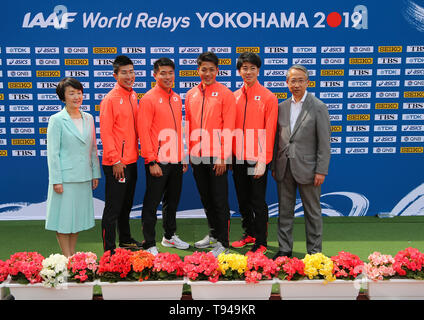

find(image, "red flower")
[0,259,8,283]
[331,251,364,280]
[245,251,277,283]
[67,252,98,283]
[183,252,220,283]
[152,252,184,280]
[97,248,133,281]
[393,247,424,280]
[275,256,305,281]
[6,252,44,284]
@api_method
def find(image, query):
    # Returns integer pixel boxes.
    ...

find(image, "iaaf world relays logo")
[21,5,368,31]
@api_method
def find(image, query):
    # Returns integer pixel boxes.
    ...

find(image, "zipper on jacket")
[199,87,206,158]
[129,93,137,135]
[241,91,248,160]
[121,140,125,158]
[157,140,161,157]
[168,96,179,161]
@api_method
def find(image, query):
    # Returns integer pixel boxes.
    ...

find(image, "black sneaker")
[119,238,143,250]
[248,244,268,254]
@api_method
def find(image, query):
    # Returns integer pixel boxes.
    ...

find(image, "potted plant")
[276,252,362,300]
[184,251,220,283]
[187,251,276,300]
[0,259,8,300]
[366,248,424,299]
[40,253,69,288]
[6,251,44,284]
[67,252,98,283]
[98,249,185,300]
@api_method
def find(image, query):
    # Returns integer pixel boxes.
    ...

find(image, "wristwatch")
[148,160,158,166]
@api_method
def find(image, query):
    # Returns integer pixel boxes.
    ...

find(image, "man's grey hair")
[287,64,309,80]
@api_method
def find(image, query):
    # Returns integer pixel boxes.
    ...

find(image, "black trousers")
[141,163,183,249]
[191,158,230,248]
[101,162,137,252]
[232,161,269,246]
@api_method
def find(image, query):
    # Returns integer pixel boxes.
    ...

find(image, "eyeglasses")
[288,78,307,85]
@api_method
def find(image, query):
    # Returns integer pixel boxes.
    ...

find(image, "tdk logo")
[22,6,77,29]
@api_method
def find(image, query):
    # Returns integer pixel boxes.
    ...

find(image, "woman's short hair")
[56,77,84,102]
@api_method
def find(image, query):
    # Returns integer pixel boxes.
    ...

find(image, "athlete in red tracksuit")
[100,55,141,252]
[185,52,236,257]
[231,52,278,254]
[138,57,189,255]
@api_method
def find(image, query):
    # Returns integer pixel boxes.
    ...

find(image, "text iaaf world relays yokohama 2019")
[21,7,368,31]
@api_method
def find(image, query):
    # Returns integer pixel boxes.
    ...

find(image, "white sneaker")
[194,235,218,249]
[145,246,159,256]
[161,234,190,250]
[210,242,229,258]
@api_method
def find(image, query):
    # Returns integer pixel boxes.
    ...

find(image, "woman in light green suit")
[46,77,101,257]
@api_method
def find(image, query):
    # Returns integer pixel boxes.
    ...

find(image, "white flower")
[40,254,69,288]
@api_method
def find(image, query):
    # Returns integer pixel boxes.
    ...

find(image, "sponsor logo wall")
[1,0,423,219]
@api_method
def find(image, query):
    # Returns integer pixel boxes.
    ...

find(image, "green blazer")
[47,108,101,185]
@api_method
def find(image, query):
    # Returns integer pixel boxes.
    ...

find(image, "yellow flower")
[302,253,335,282]
[218,253,248,276]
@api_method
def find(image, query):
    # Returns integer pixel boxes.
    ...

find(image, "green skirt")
[45,181,95,234]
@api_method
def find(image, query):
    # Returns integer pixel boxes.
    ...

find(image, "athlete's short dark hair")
[236,52,262,70]
[113,55,134,74]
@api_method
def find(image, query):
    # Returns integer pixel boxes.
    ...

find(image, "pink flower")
[67,252,98,283]
[0,259,8,283]
[331,251,364,280]
[365,251,395,281]
[152,252,184,279]
[393,247,424,279]
[6,252,44,284]
[244,251,277,283]
[183,252,220,283]
[275,256,305,281]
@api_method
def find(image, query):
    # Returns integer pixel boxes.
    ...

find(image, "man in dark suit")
[271,64,331,259]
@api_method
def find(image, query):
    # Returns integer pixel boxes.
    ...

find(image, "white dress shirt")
[72,118,83,135]
[290,90,308,133]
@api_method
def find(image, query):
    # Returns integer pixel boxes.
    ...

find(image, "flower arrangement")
[275,256,305,281]
[129,250,155,281]
[40,253,69,288]
[217,253,247,281]
[393,247,424,280]
[0,259,8,283]
[364,251,395,281]
[183,251,220,283]
[151,252,185,281]
[6,251,44,284]
[244,251,277,283]
[67,252,98,283]
[303,253,336,282]
[97,248,133,282]
[331,251,364,280]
